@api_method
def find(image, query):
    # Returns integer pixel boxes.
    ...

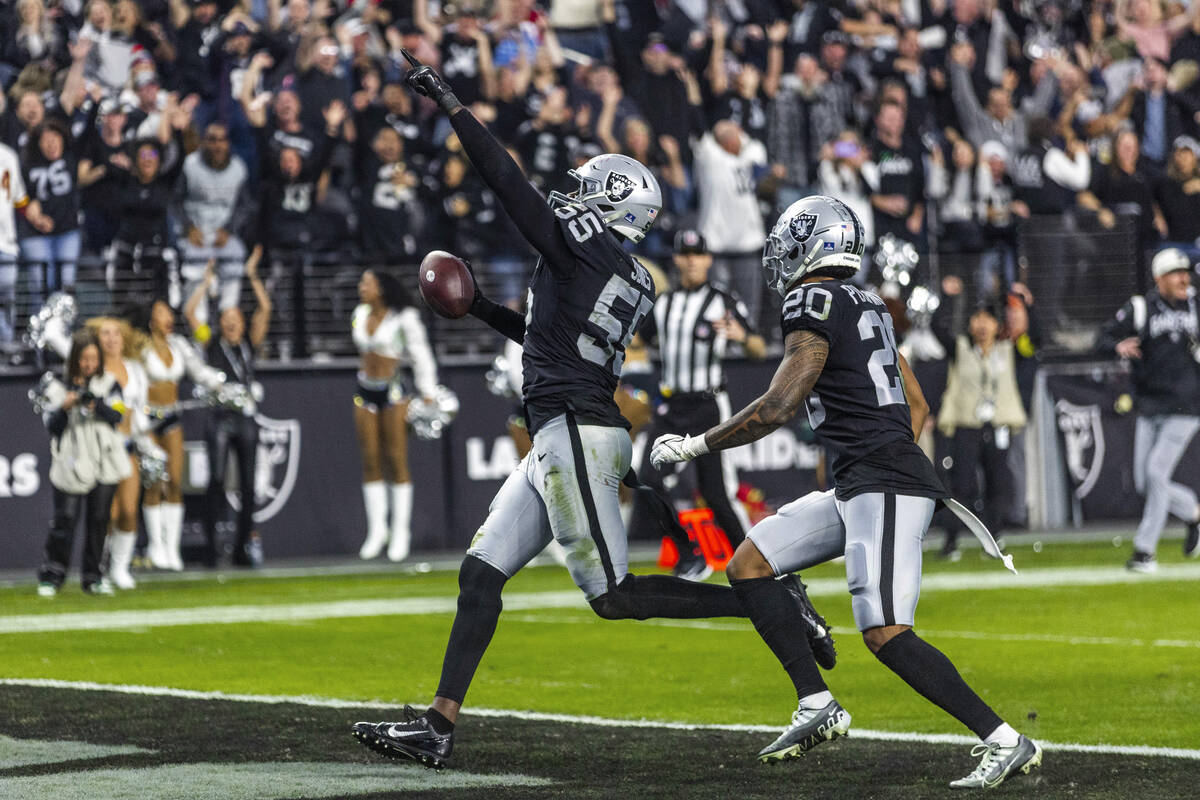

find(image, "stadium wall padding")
[1,363,1193,571]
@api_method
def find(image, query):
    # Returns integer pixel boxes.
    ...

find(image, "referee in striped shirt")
[635,229,767,579]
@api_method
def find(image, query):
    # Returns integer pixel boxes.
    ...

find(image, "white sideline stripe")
[2,678,1198,762]
[502,613,1200,649]
[0,591,588,634]
[3,562,1200,634]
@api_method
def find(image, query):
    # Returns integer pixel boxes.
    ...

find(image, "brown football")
[418,250,476,319]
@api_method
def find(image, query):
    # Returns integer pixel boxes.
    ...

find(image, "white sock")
[360,481,389,559]
[984,723,1020,748]
[387,482,413,562]
[799,690,834,710]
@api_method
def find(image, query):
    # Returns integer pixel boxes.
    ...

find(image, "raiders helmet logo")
[789,213,819,242]
[605,171,635,202]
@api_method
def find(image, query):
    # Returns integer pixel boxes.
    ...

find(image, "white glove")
[650,433,710,469]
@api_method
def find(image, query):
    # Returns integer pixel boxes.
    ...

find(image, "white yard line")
[3,562,1198,635]
[500,613,1200,649]
[1,678,1197,762]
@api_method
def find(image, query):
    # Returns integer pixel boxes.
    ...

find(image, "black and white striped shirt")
[641,283,754,394]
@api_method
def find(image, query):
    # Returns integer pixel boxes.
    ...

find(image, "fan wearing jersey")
[652,196,1042,789]
[138,296,225,571]
[352,56,835,771]
[0,139,52,347]
[352,269,437,563]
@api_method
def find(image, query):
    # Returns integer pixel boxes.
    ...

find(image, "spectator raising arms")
[693,119,770,331]
[177,122,253,325]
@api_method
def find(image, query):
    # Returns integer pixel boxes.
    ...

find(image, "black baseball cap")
[674,229,707,254]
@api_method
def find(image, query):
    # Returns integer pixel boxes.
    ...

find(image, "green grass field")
[2,537,1198,799]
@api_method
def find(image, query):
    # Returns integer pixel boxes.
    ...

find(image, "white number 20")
[857,310,905,406]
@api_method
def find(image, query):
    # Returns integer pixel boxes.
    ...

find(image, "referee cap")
[674,229,707,255]
[1151,247,1192,279]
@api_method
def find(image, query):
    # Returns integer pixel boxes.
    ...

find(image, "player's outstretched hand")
[650,433,710,470]
[402,50,460,111]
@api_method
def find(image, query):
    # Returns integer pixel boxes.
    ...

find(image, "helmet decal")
[605,172,636,202]
[789,213,819,242]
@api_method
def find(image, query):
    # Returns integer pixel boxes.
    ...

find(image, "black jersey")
[782,279,945,500]
[522,201,656,435]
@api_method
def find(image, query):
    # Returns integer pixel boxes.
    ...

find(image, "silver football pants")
[467,414,632,599]
[748,490,935,631]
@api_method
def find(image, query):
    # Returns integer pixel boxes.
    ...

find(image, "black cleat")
[353,708,453,770]
[673,546,713,582]
[1184,521,1200,559]
[778,573,837,670]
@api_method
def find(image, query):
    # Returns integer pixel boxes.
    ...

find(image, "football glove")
[650,433,709,470]
[401,50,461,112]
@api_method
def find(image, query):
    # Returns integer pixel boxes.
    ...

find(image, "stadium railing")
[0,215,1143,375]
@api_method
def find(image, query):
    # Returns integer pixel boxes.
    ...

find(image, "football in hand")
[418,251,476,319]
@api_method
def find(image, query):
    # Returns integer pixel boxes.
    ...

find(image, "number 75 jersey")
[782,280,943,499]
[520,201,656,436]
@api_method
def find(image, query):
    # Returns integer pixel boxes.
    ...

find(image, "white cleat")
[950,735,1043,789]
[757,700,851,763]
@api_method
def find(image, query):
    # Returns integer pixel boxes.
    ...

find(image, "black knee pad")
[456,554,507,612]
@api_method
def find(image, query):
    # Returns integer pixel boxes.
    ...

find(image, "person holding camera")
[1098,247,1200,572]
[933,278,1027,560]
[36,329,133,597]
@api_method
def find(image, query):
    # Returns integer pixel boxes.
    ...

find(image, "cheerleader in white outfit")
[352,269,437,561]
[86,315,149,590]
[140,298,225,570]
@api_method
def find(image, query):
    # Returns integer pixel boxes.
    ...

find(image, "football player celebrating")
[652,196,1042,789]
[352,55,832,770]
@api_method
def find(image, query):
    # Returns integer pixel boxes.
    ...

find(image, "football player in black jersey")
[352,54,833,771]
[653,196,1042,789]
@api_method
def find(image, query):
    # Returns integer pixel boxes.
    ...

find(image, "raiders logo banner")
[224,415,302,523]
[1044,374,1200,521]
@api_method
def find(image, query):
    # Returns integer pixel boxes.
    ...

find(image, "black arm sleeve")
[447,108,574,271]
[45,410,68,437]
[469,294,526,344]
[1096,301,1137,355]
[931,295,960,359]
[93,401,123,426]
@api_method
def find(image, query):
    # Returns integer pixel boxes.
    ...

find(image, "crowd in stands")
[0,0,1197,352]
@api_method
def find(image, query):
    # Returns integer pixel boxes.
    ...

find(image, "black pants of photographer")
[630,392,747,550]
[205,412,259,567]
[944,425,1013,554]
[38,483,118,590]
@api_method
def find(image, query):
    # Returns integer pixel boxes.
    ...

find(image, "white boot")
[387,483,412,562]
[359,481,389,559]
[162,502,186,571]
[143,504,168,568]
[108,530,138,589]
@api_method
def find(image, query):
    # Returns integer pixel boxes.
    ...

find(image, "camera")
[832,140,860,159]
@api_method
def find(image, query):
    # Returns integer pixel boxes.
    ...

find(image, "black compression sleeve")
[469,295,526,344]
[93,402,123,426]
[45,410,67,437]
[447,108,573,269]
